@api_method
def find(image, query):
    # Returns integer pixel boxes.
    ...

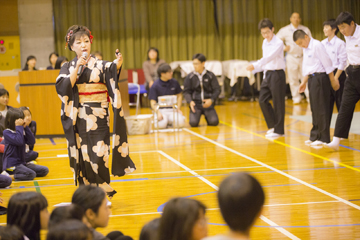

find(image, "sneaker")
[1,171,9,176]
[265,133,283,138]
[305,140,313,145]
[266,128,274,134]
[310,140,324,146]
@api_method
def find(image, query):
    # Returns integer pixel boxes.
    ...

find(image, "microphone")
[77,52,88,76]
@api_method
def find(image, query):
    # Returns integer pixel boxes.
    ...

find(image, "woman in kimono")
[56,25,135,198]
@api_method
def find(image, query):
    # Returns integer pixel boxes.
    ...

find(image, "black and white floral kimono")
[56,56,135,197]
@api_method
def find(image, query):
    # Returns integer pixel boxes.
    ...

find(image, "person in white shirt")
[321,19,347,115]
[203,172,264,240]
[246,18,286,138]
[294,30,339,146]
[326,12,360,151]
[277,12,312,104]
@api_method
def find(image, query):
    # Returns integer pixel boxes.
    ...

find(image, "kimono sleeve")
[103,61,136,177]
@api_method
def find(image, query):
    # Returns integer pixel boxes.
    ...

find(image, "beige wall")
[18,0,55,69]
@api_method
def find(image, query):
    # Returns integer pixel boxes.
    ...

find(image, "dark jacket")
[2,126,35,169]
[183,70,221,105]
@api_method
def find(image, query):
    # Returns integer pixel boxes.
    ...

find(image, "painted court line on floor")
[220,121,360,173]
[157,150,301,240]
[183,128,360,212]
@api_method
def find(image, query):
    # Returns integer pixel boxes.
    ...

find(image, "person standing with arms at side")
[246,19,286,139]
[183,53,221,127]
[277,12,312,104]
[294,30,339,146]
[326,12,360,151]
[321,19,347,117]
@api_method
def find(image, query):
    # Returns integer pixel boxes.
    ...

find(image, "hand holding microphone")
[77,52,88,76]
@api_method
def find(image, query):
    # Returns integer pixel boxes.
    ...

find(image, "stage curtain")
[53,0,360,68]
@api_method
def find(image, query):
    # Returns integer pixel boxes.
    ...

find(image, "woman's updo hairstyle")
[65,25,93,51]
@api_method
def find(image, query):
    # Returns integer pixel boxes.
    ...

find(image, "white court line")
[183,128,360,212]
[157,150,300,240]
[130,166,263,176]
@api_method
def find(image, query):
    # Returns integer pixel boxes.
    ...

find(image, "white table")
[221,60,255,87]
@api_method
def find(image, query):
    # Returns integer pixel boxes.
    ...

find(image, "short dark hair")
[49,52,59,64]
[0,225,24,240]
[65,25,92,51]
[258,18,273,30]
[0,88,9,97]
[72,185,106,215]
[46,220,92,240]
[139,218,160,240]
[147,47,160,62]
[7,192,48,240]
[19,106,31,115]
[336,11,355,26]
[55,56,69,69]
[293,29,307,42]
[323,19,339,35]
[49,204,85,228]
[23,55,37,71]
[192,53,206,62]
[218,172,265,233]
[157,63,172,78]
[158,198,206,240]
[5,108,24,131]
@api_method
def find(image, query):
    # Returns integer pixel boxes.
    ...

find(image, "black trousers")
[259,70,286,134]
[334,66,360,138]
[329,69,346,117]
[308,73,332,143]
[189,105,219,127]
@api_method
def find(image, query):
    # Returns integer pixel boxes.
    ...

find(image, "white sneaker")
[305,140,313,145]
[324,142,340,151]
[265,133,283,138]
[267,128,274,134]
[310,140,324,146]
[1,171,10,176]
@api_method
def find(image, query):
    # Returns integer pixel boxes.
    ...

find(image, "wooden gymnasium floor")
[1,99,360,239]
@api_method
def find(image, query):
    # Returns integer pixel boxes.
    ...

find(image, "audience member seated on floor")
[0,225,24,240]
[139,218,160,240]
[158,197,208,240]
[143,47,166,91]
[0,88,12,132]
[203,172,265,240]
[72,185,132,240]
[22,55,38,71]
[0,136,12,188]
[47,52,59,70]
[2,108,49,181]
[149,63,185,129]
[49,204,87,228]
[47,219,93,240]
[183,53,221,127]
[7,191,50,240]
[54,56,69,69]
[19,107,39,164]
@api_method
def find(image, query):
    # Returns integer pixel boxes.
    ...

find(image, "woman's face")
[71,34,91,58]
[28,58,36,69]
[40,208,50,230]
[191,210,208,240]
[50,54,58,65]
[148,49,158,60]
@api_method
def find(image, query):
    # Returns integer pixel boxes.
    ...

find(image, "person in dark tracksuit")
[246,18,286,139]
[294,30,339,146]
[326,12,360,151]
[183,53,221,127]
